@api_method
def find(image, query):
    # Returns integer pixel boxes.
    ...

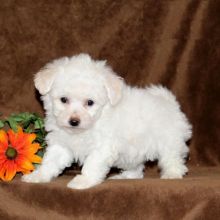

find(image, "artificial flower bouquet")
[0,113,46,181]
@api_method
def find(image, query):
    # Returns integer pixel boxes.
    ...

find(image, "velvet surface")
[1,167,220,220]
[0,0,220,219]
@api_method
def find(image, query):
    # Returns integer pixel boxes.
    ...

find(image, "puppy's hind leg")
[158,144,188,179]
[109,164,145,180]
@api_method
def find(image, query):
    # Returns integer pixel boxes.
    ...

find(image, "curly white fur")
[22,54,192,189]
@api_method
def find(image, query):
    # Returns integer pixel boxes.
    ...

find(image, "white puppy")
[22,54,192,189]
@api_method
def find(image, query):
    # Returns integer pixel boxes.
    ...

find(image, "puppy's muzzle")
[69,117,80,127]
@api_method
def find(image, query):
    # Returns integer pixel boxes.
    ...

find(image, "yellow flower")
[0,127,42,181]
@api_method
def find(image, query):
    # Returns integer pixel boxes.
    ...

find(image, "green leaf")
[2,112,47,155]
[0,120,4,128]
[18,112,30,120]
[24,126,34,133]
[11,115,25,122]
[34,119,42,129]
[7,118,18,131]
[37,149,45,158]
[22,121,30,129]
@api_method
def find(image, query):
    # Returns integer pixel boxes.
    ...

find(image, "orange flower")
[0,127,42,181]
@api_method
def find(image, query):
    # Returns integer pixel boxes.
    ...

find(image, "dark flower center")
[5,146,18,160]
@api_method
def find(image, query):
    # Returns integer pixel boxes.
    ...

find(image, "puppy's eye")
[87,99,94,106]
[60,97,68,104]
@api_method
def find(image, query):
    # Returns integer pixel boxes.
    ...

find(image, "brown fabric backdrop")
[1,0,219,166]
[0,0,220,219]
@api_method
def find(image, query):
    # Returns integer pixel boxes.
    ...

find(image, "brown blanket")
[0,167,220,220]
[0,0,220,219]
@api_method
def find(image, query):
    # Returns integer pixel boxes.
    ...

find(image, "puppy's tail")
[147,85,192,142]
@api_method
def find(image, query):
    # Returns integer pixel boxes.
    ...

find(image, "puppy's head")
[35,54,124,132]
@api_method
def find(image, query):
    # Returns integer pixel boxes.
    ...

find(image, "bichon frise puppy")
[22,54,192,189]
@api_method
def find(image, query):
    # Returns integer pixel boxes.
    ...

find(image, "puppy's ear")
[102,65,124,106]
[34,67,57,95]
[34,57,68,95]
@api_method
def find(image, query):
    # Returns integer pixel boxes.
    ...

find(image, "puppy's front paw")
[21,170,50,183]
[67,175,100,190]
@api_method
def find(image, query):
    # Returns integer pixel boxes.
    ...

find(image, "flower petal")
[0,147,6,154]
[25,133,36,145]
[18,168,31,175]
[2,161,17,181]
[8,129,20,148]
[23,143,41,155]
[0,165,6,181]
[4,169,16,181]
[9,131,37,151]
[0,127,42,181]
[29,155,42,164]
[9,127,26,146]
[19,159,35,171]
[0,130,8,148]
[0,155,7,164]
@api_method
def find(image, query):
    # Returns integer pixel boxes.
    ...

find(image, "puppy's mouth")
[61,124,87,134]
[63,122,90,132]
[56,117,93,133]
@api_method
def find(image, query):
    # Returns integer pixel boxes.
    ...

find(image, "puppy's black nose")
[69,118,80,127]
